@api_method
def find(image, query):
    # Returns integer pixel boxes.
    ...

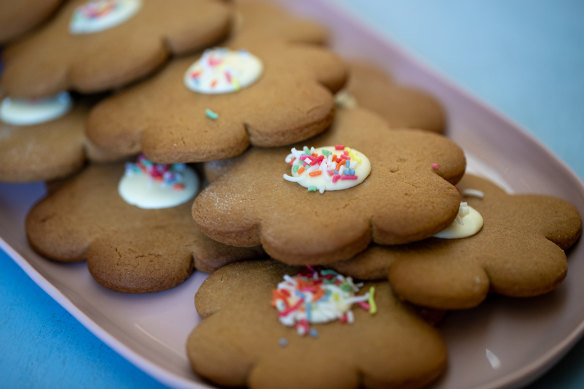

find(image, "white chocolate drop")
[118,160,198,209]
[0,93,72,126]
[283,146,371,193]
[434,202,483,239]
[184,48,263,94]
[70,0,142,34]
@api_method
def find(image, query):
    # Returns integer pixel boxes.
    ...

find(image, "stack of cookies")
[1,1,581,388]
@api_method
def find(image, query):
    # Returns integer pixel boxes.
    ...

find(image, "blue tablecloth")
[1,0,583,388]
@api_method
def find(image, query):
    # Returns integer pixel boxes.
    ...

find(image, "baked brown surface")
[1,0,233,98]
[0,97,134,183]
[388,174,582,309]
[86,40,348,163]
[0,103,87,182]
[342,61,447,134]
[0,0,63,44]
[25,162,262,293]
[187,260,448,389]
[202,157,238,183]
[330,174,581,309]
[329,244,398,281]
[193,108,466,265]
[231,0,329,45]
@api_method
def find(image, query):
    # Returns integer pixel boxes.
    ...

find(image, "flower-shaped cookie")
[229,0,329,45]
[0,95,87,182]
[193,108,466,265]
[337,61,446,134]
[0,0,63,44]
[187,260,447,389]
[86,40,348,163]
[0,94,121,182]
[1,0,232,98]
[25,162,262,293]
[331,174,582,309]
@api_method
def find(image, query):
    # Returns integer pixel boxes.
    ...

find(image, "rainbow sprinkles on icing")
[284,145,371,193]
[70,0,142,34]
[184,48,263,94]
[272,267,376,337]
[118,155,198,209]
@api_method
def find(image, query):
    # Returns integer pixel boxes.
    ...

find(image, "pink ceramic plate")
[1,1,584,388]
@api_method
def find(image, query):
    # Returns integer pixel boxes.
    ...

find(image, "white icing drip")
[118,164,198,209]
[434,202,483,239]
[0,93,72,126]
[335,90,358,109]
[70,0,142,35]
[184,48,263,94]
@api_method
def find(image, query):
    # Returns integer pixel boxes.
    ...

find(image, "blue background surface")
[1,0,583,388]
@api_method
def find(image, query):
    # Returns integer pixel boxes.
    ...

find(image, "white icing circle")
[434,202,483,239]
[284,146,371,194]
[0,93,73,126]
[118,161,199,209]
[273,269,375,336]
[184,48,263,94]
[70,0,142,34]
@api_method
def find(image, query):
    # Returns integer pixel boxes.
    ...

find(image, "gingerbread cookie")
[336,61,446,134]
[0,0,63,44]
[25,158,262,293]
[0,93,86,182]
[193,108,466,265]
[1,0,232,98]
[329,245,401,281]
[187,260,447,389]
[86,40,348,163]
[0,93,127,182]
[230,0,329,45]
[202,157,238,183]
[331,174,581,309]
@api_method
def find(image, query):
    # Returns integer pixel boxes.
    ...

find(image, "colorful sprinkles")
[189,49,242,91]
[70,0,141,35]
[283,145,370,193]
[125,155,187,191]
[74,0,119,20]
[205,108,219,120]
[272,267,376,336]
[185,48,262,94]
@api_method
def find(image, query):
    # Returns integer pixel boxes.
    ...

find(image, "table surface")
[1,0,584,388]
